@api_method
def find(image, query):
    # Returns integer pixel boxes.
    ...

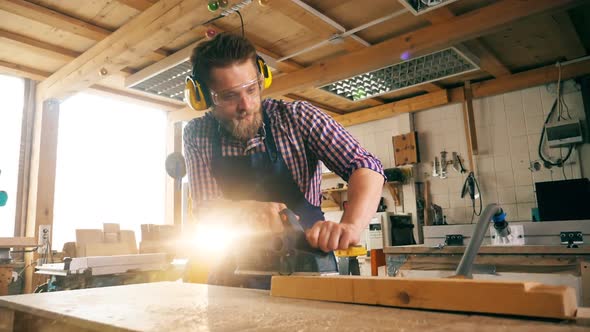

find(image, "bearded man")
[183,33,385,289]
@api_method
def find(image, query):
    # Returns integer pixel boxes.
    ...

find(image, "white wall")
[414,81,586,224]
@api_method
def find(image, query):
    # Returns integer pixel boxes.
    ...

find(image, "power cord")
[461,172,482,222]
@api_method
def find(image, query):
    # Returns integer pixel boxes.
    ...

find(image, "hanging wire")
[236,10,245,37]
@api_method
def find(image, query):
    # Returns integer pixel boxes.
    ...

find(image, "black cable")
[236,11,244,37]
[538,99,574,167]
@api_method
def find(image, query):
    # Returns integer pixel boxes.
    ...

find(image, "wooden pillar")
[24,99,60,294]
[173,122,183,225]
[14,80,36,237]
[462,81,478,172]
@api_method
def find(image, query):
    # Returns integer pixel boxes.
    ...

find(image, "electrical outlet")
[38,225,51,245]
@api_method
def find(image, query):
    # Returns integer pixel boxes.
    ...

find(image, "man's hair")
[190,33,258,87]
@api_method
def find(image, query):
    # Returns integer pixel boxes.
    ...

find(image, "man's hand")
[241,201,287,233]
[305,221,363,252]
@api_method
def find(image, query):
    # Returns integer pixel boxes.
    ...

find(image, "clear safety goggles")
[210,77,263,107]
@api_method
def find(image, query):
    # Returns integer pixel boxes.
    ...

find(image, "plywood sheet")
[271,276,578,319]
[0,282,587,332]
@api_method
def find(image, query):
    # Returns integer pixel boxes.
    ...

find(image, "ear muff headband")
[185,54,272,111]
[184,76,208,112]
[256,55,272,89]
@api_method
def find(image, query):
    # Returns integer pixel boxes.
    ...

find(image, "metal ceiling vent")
[398,0,460,16]
[320,47,479,101]
[127,60,192,102]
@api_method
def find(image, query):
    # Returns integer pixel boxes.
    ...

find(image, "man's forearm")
[340,168,385,231]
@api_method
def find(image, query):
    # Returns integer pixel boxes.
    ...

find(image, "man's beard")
[216,108,263,141]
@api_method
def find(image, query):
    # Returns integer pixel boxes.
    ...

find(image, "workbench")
[0,281,587,331]
[383,245,590,306]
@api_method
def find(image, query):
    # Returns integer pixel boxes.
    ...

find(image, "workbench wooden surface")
[0,281,587,331]
[384,245,590,255]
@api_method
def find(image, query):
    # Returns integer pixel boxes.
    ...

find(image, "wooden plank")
[14,80,36,238]
[424,7,510,78]
[334,90,449,127]
[0,238,37,248]
[0,0,111,41]
[0,28,80,62]
[470,58,590,99]
[270,276,578,319]
[116,0,157,11]
[0,307,14,332]
[24,99,60,294]
[0,60,51,81]
[0,267,13,296]
[399,255,582,274]
[463,81,478,167]
[37,0,211,100]
[582,262,590,307]
[420,82,443,92]
[465,39,511,77]
[551,11,586,61]
[264,0,572,97]
[0,281,582,331]
[384,245,590,255]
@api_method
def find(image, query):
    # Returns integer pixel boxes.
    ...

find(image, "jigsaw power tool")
[234,209,339,276]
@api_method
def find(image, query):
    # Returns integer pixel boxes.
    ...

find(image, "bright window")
[0,75,24,237]
[52,93,167,250]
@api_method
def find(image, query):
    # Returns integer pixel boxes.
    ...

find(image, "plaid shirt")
[183,98,385,208]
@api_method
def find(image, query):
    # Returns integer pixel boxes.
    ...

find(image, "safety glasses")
[210,77,263,107]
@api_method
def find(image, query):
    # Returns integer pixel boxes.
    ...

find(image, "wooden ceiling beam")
[263,0,573,98]
[468,57,590,100]
[116,0,158,11]
[420,82,444,93]
[334,90,449,127]
[0,0,169,70]
[424,7,510,78]
[0,0,111,40]
[0,60,51,81]
[266,0,385,104]
[551,11,586,60]
[37,0,210,100]
[0,28,80,62]
[464,39,511,77]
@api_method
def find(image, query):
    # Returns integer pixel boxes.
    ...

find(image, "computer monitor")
[535,178,590,221]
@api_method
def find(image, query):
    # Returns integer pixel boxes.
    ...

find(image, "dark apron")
[207,110,326,289]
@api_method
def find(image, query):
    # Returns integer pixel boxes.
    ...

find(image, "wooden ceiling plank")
[334,90,449,127]
[0,28,80,61]
[206,23,305,73]
[116,0,157,12]
[420,82,443,92]
[263,0,572,98]
[466,39,511,77]
[424,6,510,78]
[38,0,207,100]
[551,11,586,60]
[0,0,169,69]
[0,0,111,41]
[0,60,51,81]
[470,57,590,99]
